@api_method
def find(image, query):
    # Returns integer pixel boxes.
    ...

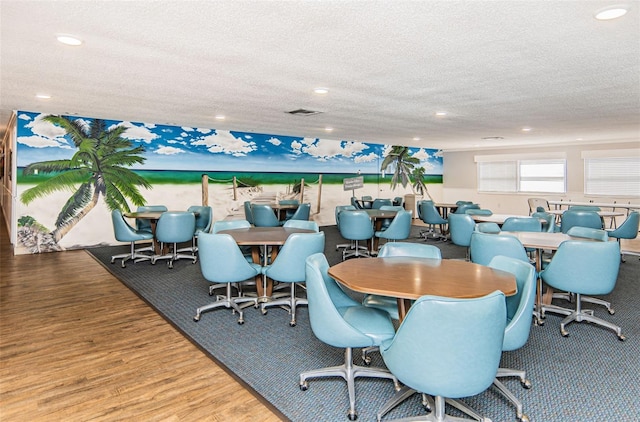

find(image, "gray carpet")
[87,225,640,422]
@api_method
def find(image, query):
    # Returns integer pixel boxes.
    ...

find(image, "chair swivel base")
[552,292,615,315]
[377,393,492,422]
[541,296,625,340]
[261,283,308,326]
[151,249,198,269]
[300,347,399,421]
[111,242,153,268]
[194,284,258,324]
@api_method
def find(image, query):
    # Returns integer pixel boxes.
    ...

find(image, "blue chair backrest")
[454,203,480,214]
[474,222,501,234]
[212,219,251,233]
[501,217,541,232]
[448,214,476,247]
[465,208,493,216]
[135,205,168,231]
[264,232,325,282]
[378,242,441,259]
[488,256,536,351]
[420,201,447,224]
[540,241,620,295]
[569,205,601,212]
[112,209,143,242]
[381,291,505,398]
[469,232,529,266]
[187,205,213,233]
[338,211,374,240]
[372,198,393,209]
[155,211,196,243]
[377,210,412,240]
[289,203,311,221]
[532,211,555,232]
[350,197,362,209]
[251,204,280,227]
[283,219,319,231]
[393,197,403,206]
[566,226,608,241]
[335,205,356,225]
[198,233,261,283]
[560,210,602,233]
[608,211,639,240]
[243,201,254,225]
[305,253,378,348]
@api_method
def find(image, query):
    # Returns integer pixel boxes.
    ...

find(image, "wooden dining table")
[328,257,516,322]
[217,226,315,298]
[123,210,199,254]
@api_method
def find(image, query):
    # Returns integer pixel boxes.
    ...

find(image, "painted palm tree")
[411,166,433,200]
[380,145,420,190]
[20,115,150,243]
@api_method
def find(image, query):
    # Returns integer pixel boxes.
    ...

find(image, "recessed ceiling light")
[594,5,629,20]
[56,34,83,46]
[435,111,447,117]
[215,115,225,120]
[521,127,532,132]
[413,137,421,141]
[324,127,333,132]
[314,88,329,94]
[35,94,51,99]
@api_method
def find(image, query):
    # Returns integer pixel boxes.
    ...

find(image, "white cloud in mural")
[182,127,194,132]
[18,135,72,149]
[154,146,186,155]
[354,152,378,164]
[18,113,33,121]
[292,138,370,161]
[433,150,443,158]
[191,130,257,156]
[24,114,68,139]
[115,122,160,144]
[167,139,187,145]
[197,128,212,134]
[267,137,282,146]
[145,123,156,129]
[411,148,432,161]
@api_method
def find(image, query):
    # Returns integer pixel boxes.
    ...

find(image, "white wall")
[441,141,640,220]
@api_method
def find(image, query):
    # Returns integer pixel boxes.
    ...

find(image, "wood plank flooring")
[0,220,284,422]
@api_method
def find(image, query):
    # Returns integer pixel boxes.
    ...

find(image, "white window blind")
[584,156,640,196]
[476,154,566,193]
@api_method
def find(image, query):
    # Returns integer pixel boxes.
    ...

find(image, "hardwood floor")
[0,221,283,421]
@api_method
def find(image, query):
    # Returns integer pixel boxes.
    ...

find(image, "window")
[475,153,566,193]
[583,150,640,196]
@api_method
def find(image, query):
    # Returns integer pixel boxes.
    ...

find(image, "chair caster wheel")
[560,329,569,337]
[362,356,372,366]
[261,309,267,315]
[299,382,308,391]
[608,308,615,315]
[618,333,626,341]
[521,378,532,389]
[348,411,358,420]
[517,413,530,422]
[193,316,200,322]
[289,321,296,327]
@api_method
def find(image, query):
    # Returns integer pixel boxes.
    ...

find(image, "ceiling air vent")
[286,108,323,116]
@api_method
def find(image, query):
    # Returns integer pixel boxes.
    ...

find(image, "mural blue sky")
[16,111,443,174]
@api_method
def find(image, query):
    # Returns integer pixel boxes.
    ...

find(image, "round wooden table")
[328,257,516,322]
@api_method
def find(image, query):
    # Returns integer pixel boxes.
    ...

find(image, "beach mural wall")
[14,110,443,254]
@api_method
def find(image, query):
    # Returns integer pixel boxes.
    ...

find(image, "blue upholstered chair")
[501,217,542,233]
[448,213,476,260]
[210,219,254,294]
[110,209,154,268]
[488,256,537,422]
[338,210,374,260]
[474,222,501,234]
[178,205,213,254]
[135,205,167,233]
[419,200,448,240]
[350,196,363,209]
[299,253,399,421]
[371,198,393,209]
[260,232,325,326]
[465,208,493,216]
[392,196,403,207]
[335,205,358,252]
[454,203,480,214]
[243,201,254,225]
[607,211,639,262]
[282,219,319,231]
[540,240,624,340]
[568,205,601,212]
[151,211,198,269]
[378,291,506,422]
[375,209,412,247]
[363,242,441,320]
[532,211,556,232]
[560,210,602,233]
[251,204,280,227]
[279,198,300,220]
[288,202,311,221]
[194,233,261,324]
[469,232,530,266]
[566,226,609,241]
[378,205,405,230]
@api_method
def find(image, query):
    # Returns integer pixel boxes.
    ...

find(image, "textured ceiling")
[1,0,639,151]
